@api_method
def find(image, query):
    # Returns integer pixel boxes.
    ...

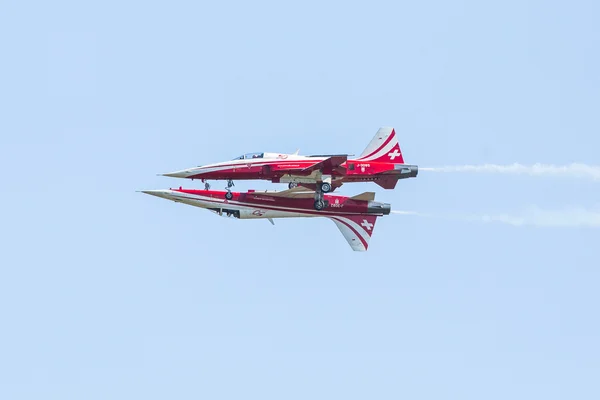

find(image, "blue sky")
[1,1,599,398]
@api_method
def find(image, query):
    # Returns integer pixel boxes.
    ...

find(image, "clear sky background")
[1,1,599,399]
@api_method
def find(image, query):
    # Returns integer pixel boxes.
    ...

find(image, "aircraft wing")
[329,215,378,251]
[301,155,347,174]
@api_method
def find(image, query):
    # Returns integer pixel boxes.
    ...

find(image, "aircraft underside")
[141,188,388,251]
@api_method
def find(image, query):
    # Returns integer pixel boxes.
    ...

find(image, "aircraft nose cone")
[140,190,171,199]
[161,170,192,178]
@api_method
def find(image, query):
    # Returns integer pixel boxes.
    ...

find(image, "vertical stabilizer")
[329,215,378,251]
[358,127,404,163]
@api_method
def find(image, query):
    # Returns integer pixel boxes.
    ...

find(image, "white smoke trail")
[420,163,600,181]
[391,206,600,228]
[390,210,422,216]
[476,206,600,227]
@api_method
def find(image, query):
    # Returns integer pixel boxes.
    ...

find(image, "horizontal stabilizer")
[373,165,418,189]
[374,177,399,189]
[350,192,375,201]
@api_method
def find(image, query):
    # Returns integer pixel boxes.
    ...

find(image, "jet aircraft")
[141,186,391,251]
[162,127,418,209]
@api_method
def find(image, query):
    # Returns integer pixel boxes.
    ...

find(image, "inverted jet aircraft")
[141,186,391,251]
[162,127,418,208]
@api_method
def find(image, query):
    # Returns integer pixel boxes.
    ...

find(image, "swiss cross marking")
[388,149,401,160]
[361,219,374,231]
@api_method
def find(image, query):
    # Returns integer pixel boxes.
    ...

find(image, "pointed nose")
[140,190,172,199]
[160,170,193,178]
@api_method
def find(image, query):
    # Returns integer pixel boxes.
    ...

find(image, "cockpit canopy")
[232,152,265,160]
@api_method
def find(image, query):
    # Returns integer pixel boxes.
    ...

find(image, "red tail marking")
[348,215,377,236]
[360,130,396,160]
[359,129,404,164]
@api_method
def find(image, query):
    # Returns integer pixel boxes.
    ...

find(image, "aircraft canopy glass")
[232,152,265,160]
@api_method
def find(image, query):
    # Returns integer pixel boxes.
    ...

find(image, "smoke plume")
[392,206,600,228]
[420,163,600,181]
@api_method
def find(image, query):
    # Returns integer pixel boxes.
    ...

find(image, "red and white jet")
[162,127,418,202]
[141,186,391,251]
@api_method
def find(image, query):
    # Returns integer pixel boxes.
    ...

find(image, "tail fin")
[329,215,378,251]
[358,127,404,163]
